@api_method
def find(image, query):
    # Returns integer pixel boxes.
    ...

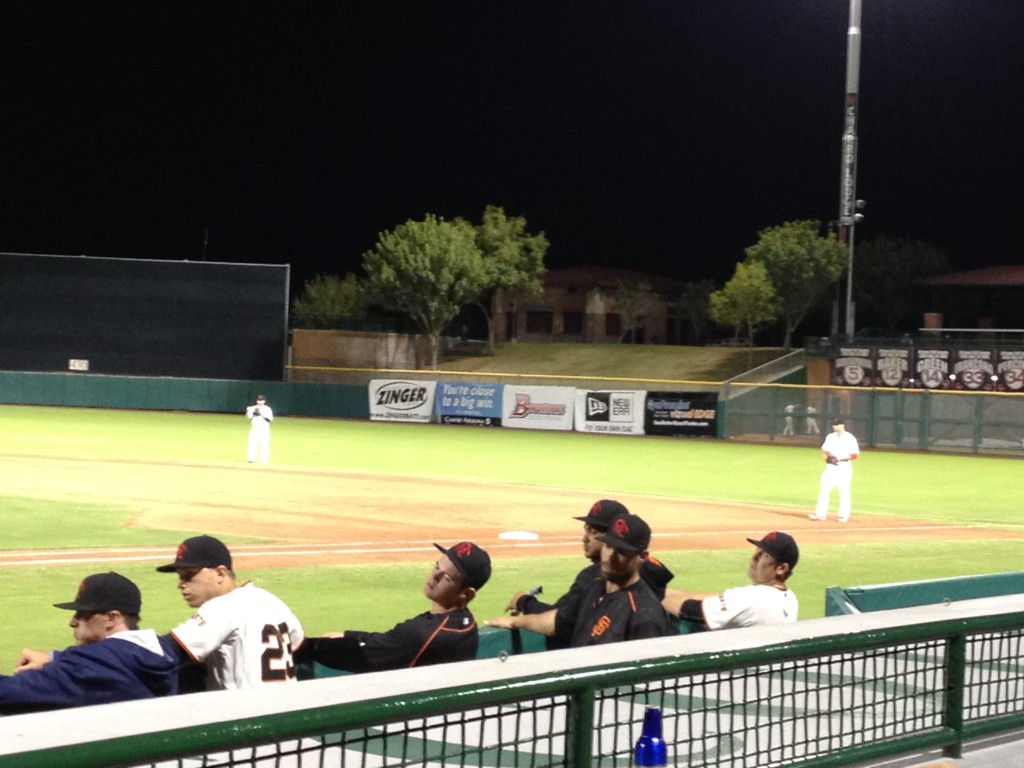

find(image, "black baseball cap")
[156,535,233,572]
[596,512,651,553]
[434,542,491,590]
[54,572,142,614]
[747,531,800,570]
[573,499,629,529]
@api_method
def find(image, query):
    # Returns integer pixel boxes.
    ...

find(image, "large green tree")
[709,261,777,345]
[362,215,489,369]
[291,273,366,329]
[743,220,846,349]
[473,205,549,353]
[852,235,950,333]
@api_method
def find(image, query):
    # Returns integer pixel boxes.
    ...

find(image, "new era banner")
[501,385,575,431]
[644,391,718,437]
[574,390,645,435]
[368,379,435,422]
[435,381,504,426]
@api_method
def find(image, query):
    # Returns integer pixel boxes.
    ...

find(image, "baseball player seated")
[1,572,177,714]
[295,541,491,673]
[488,511,678,647]
[157,535,304,691]
[662,531,799,631]
[501,499,675,650]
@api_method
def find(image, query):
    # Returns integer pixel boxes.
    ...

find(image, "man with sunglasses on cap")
[0,572,177,714]
[157,534,304,690]
[296,541,491,673]
[490,512,677,647]
[662,532,799,631]
[500,499,675,650]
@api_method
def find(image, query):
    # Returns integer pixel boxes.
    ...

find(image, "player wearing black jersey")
[297,542,491,673]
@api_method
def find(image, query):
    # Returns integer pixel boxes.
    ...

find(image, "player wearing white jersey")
[157,535,304,690]
[662,532,799,631]
[245,395,274,463]
[810,417,861,522]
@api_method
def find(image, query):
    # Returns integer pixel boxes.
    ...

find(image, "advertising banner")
[644,391,718,437]
[501,385,575,431]
[913,348,953,389]
[574,390,646,435]
[435,381,504,426]
[368,379,435,422]
[834,346,873,386]
[874,347,913,388]
[996,350,1024,392]
[951,349,996,391]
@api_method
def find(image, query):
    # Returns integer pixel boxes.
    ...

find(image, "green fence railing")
[3,596,1023,768]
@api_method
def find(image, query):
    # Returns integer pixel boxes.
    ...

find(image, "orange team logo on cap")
[176,542,188,561]
[76,580,87,598]
[613,517,630,537]
[764,532,778,542]
[456,542,473,559]
[589,502,601,516]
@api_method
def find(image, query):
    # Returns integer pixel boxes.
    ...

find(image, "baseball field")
[1,403,1022,669]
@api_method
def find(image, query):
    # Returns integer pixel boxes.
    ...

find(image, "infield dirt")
[2,453,1020,570]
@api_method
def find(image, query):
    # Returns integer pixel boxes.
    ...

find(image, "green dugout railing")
[3,596,1023,768]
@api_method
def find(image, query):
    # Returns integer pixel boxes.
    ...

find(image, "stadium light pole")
[838,0,863,341]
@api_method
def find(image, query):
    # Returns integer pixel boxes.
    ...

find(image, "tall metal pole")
[838,0,862,340]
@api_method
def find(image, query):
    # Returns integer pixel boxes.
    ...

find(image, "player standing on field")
[157,535,304,690]
[245,394,273,463]
[809,417,861,522]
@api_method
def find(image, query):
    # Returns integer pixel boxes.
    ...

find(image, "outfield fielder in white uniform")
[810,417,861,522]
[157,535,304,690]
[245,395,274,463]
[662,532,799,630]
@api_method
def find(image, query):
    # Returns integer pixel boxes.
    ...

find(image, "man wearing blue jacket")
[0,572,177,714]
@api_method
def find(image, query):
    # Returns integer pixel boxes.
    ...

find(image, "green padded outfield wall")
[0,371,369,419]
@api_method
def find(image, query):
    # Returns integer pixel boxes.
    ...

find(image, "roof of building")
[918,265,1024,287]
[542,266,685,293]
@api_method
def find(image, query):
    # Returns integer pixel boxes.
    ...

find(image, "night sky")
[1,2,1021,292]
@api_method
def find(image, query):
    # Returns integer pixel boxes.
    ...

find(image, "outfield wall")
[1,369,1021,455]
[0,370,369,419]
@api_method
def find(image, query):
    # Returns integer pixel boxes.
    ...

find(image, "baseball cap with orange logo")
[595,513,651,553]
[434,541,492,590]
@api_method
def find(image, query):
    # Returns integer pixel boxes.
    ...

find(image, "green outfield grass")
[1,404,1022,668]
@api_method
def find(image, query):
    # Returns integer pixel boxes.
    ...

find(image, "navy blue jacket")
[0,630,178,715]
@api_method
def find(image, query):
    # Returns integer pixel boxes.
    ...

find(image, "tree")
[291,273,366,329]
[852,235,951,333]
[743,220,846,349]
[362,215,489,369]
[709,261,778,345]
[679,279,715,345]
[473,205,549,353]
[614,280,659,343]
